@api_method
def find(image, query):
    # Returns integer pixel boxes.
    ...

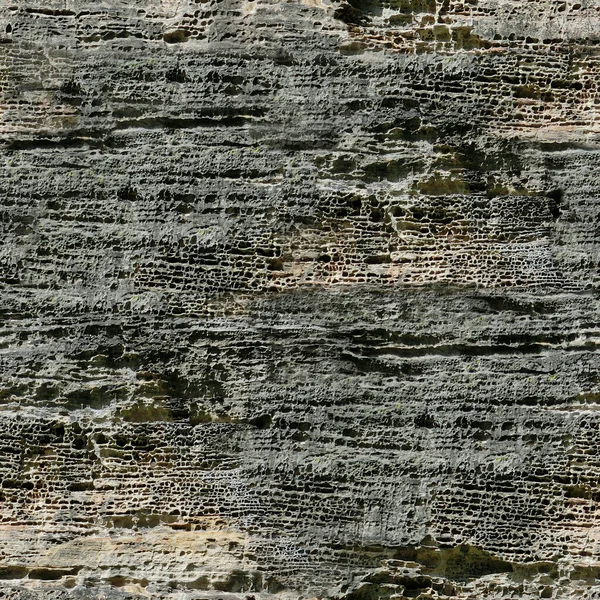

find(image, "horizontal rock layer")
[1,0,600,598]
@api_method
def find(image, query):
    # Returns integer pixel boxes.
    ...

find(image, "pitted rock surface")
[1,0,600,598]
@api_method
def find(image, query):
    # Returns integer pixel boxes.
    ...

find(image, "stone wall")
[1,0,600,598]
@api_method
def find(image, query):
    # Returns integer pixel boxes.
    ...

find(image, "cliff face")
[1,1,600,598]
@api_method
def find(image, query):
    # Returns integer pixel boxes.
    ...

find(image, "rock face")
[1,0,600,598]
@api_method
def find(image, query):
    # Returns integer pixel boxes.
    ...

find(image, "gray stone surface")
[1,0,600,598]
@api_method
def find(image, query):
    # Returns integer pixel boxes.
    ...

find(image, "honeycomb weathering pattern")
[1,0,600,598]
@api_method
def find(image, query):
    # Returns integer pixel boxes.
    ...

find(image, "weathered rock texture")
[1,0,600,598]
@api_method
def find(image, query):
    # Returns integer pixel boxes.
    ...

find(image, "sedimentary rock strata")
[1,0,600,598]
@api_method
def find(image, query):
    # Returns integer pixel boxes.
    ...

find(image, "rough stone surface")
[1,0,600,598]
